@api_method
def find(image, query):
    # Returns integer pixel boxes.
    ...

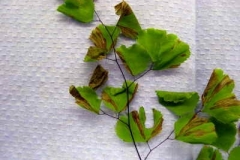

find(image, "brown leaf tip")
[132,111,146,139]
[90,27,106,49]
[69,85,81,99]
[115,1,133,16]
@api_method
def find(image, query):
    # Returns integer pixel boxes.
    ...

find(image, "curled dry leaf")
[88,64,108,89]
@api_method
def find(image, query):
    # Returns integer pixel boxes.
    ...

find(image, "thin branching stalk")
[100,109,128,125]
[144,130,174,160]
[94,9,173,160]
[94,10,142,160]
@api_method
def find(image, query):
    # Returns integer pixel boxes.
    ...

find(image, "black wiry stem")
[100,109,128,125]
[144,130,174,160]
[133,64,153,82]
[94,10,142,160]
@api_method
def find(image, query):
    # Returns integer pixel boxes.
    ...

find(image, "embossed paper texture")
[0,0,239,160]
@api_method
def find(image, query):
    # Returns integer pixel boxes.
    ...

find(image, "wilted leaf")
[174,113,217,144]
[57,0,94,23]
[210,118,237,151]
[84,25,121,61]
[84,46,107,62]
[228,146,240,160]
[202,69,240,123]
[116,44,151,76]
[156,91,199,116]
[69,85,101,114]
[136,28,190,70]
[101,81,138,112]
[115,107,163,142]
[196,146,223,160]
[115,1,142,39]
[88,65,108,89]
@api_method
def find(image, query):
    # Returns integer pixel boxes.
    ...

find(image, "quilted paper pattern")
[0,0,239,160]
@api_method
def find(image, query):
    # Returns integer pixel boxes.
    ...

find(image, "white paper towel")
[0,0,239,160]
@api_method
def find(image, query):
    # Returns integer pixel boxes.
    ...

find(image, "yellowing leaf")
[88,65,108,89]
[57,0,94,23]
[84,25,120,61]
[101,81,138,112]
[115,1,142,39]
[175,113,217,144]
[69,85,101,114]
[115,107,163,142]
[202,69,240,123]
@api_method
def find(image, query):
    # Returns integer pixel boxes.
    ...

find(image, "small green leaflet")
[117,44,151,76]
[210,118,237,151]
[228,146,240,160]
[101,81,138,112]
[202,69,240,123]
[88,65,108,89]
[137,29,190,70]
[117,28,190,75]
[196,146,223,160]
[156,91,199,116]
[174,113,217,144]
[69,85,101,114]
[84,25,121,62]
[115,1,142,39]
[115,107,163,142]
[57,0,94,23]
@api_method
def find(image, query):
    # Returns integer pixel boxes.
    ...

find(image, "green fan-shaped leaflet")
[101,81,138,112]
[117,28,190,75]
[115,1,142,39]
[116,44,151,76]
[115,107,163,142]
[156,91,199,116]
[84,25,121,62]
[210,118,236,151]
[202,69,240,123]
[174,113,217,144]
[57,0,94,23]
[69,85,101,114]
[137,28,190,70]
[196,146,223,160]
[228,147,240,160]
